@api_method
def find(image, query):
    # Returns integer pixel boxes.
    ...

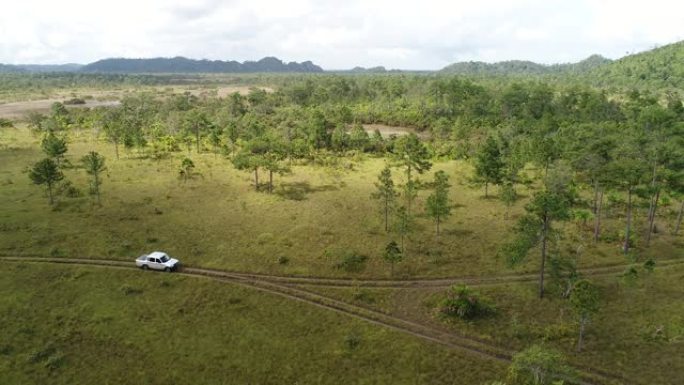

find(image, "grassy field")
[1,125,680,280]
[304,263,684,385]
[0,263,505,385]
[2,122,683,384]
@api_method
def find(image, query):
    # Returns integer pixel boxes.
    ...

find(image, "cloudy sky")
[1,0,683,70]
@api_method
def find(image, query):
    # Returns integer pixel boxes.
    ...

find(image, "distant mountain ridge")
[0,63,83,73]
[439,54,613,75]
[80,56,323,73]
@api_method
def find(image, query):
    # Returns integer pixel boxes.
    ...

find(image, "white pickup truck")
[135,251,180,272]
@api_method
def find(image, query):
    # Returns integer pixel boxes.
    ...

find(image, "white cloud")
[0,0,683,69]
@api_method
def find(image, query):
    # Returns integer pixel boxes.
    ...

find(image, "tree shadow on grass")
[275,181,339,201]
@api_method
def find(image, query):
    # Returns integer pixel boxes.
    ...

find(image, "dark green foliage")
[587,41,684,88]
[643,258,656,273]
[507,344,576,385]
[0,118,13,127]
[440,55,612,76]
[29,158,64,205]
[474,136,504,197]
[500,182,517,218]
[371,166,398,232]
[335,252,369,273]
[440,285,495,320]
[383,240,402,276]
[569,279,600,351]
[179,157,195,183]
[41,132,68,165]
[393,133,431,215]
[63,98,86,105]
[81,151,106,204]
[393,206,413,254]
[425,170,452,235]
[502,178,574,298]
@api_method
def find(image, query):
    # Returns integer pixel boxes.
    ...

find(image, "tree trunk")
[646,188,660,246]
[384,198,389,232]
[114,141,119,160]
[647,158,658,221]
[539,216,548,299]
[436,216,440,236]
[95,173,101,205]
[484,181,489,198]
[675,201,684,235]
[400,234,405,255]
[577,317,586,352]
[254,167,259,191]
[406,164,412,216]
[624,187,633,254]
[269,170,273,193]
[196,129,200,153]
[47,182,54,205]
[594,189,603,242]
[592,178,600,214]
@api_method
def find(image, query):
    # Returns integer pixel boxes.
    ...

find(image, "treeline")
[587,40,684,89]
[440,54,612,76]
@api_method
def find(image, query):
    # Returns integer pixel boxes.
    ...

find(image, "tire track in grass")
[4,254,682,289]
[1,255,638,385]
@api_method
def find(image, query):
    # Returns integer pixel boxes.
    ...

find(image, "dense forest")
[440,54,612,76]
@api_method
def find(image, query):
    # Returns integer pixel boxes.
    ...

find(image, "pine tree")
[29,158,64,205]
[371,166,398,232]
[426,170,452,235]
[474,136,504,197]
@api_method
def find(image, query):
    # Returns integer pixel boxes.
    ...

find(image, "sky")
[1,0,683,70]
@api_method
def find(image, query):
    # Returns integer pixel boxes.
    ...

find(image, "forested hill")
[80,56,323,73]
[0,64,27,73]
[585,41,684,89]
[439,55,613,76]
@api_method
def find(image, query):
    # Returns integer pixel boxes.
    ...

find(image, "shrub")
[440,285,495,320]
[335,252,368,273]
[0,118,14,127]
[44,353,64,370]
[277,256,290,265]
[344,330,362,351]
[63,97,86,105]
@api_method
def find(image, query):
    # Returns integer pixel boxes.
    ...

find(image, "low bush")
[63,98,86,105]
[440,284,495,320]
[334,252,368,273]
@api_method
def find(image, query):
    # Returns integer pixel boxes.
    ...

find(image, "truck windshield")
[160,255,169,262]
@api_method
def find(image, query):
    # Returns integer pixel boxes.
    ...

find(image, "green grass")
[2,126,680,279]
[307,263,684,385]
[1,124,683,383]
[0,263,505,384]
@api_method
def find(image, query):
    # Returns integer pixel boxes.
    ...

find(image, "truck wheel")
[164,267,170,272]
[142,265,148,270]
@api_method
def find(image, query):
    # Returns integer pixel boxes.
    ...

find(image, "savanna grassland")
[0,263,505,385]
[1,42,684,385]
[2,125,679,278]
